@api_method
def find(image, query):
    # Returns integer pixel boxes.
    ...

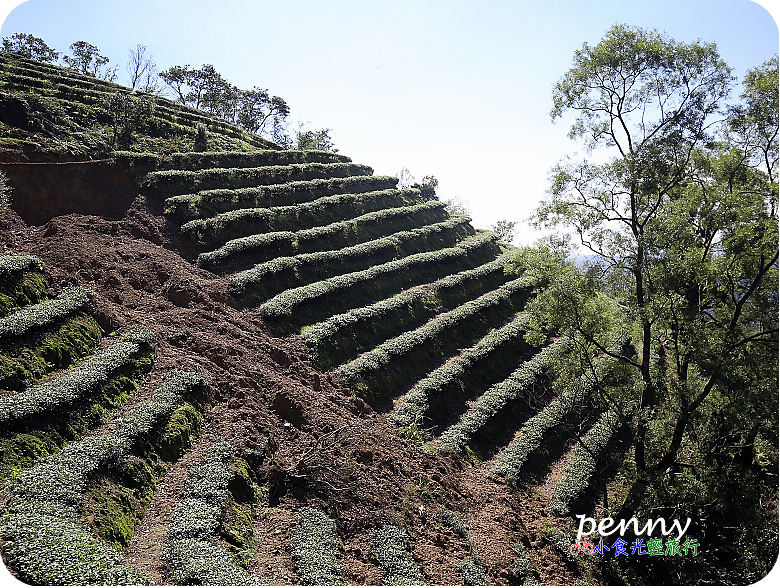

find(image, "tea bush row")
[370,525,424,585]
[159,149,350,171]
[0,285,93,338]
[550,408,624,515]
[438,509,487,586]
[183,187,421,245]
[164,175,399,221]
[0,253,43,280]
[0,370,208,585]
[491,343,625,485]
[336,276,531,397]
[302,254,514,369]
[230,216,470,300]
[186,192,438,249]
[291,507,343,585]
[391,312,532,429]
[437,337,573,455]
[0,329,155,425]
[256,232,499,325]
[163,441,255,585]
[3,57,269,146]
[143,162,375,197]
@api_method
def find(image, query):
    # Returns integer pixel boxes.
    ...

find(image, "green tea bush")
[291,507,343,585]
[491,341,626,485]
[230,216,470,300]
[370,525,425,585]
[391,313,535,429]
[0,253,43,281]
[163,441,255,585]
[160,149,350,171]
[437,337,572,454]
[0,370,207,585]
[0,285,93,338]
[143,162,375,197]
[438,509,486,585]
[164,175,399,222]
[185,187,422,246]
[256,232,499,328]
[0,328,155,425]
[336,276,532,403]
[303,254,514,369]
[550,408,624,515]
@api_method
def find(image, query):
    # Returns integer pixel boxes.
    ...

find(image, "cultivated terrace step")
[228,215,469,301]
[184,188,424,248]
[142,162,376,197]
[336,276,534,407]
[302,253,516,371]
[163,175,400,222]
[0,254,47,316]
[0,370,210,585]
[254,232,500,329]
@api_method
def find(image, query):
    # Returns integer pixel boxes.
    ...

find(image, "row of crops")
[0,54,275,152]
[148,146,635,537]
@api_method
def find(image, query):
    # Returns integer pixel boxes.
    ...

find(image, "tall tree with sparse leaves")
[524,25,778,583]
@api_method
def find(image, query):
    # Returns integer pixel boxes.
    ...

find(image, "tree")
[103,92,154,147]
[294,126,337,152]
[1,33,58,62]
[63,41,113,79]
[235,88,290,135]
[490,219,517,242]
[526,25,777,583]
[126,44,161,94]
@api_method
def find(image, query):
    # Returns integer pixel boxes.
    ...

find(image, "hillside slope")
[0,55,628,586]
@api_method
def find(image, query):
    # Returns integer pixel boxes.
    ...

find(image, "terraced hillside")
[2,54,641,586]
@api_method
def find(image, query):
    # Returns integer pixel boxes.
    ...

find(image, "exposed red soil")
[0,164,575,584]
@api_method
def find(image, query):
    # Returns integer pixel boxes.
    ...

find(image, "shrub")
[0,328,155,425]
[370,525,424,585]
[437,336,572,454]
[0,370,208,585]
[256,232,500,329]
[291,507,342,585]
[163,441,255,585]
[336,276,532,404]
[143,162,375,197]
[303,253,514,369]
[164,175,399,222]
[229,216,470,301]
[550,408,624,515]
[0,170,11,215]
[491,337,628,485]
[0,285,93,338]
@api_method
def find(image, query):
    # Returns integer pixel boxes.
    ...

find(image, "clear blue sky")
[1,0,777,243]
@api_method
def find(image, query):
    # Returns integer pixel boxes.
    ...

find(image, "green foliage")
[490,219,517,242]
[370,525,424,585]
[186,191,437,247]
[256,232,499,328]
[303,254,513,370]
[491,338,626,485]
[0,329,155,424]
[163,441,255,585]
[229,215,469,301]
[0,312,104,390]
[336,276,532,405]
[437,336,570,454]
[0,370,207,585]
[63,40,114,79]
[438,509,486,585]
[164,175,397,221]
[291,507,343,585]
[0,170,11,216]
[1,33,59,62]
[550,408,624,515]
[103,92,155,147]
[144,162,375,197]
[0,285,93,338]
[539,26,777,582]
